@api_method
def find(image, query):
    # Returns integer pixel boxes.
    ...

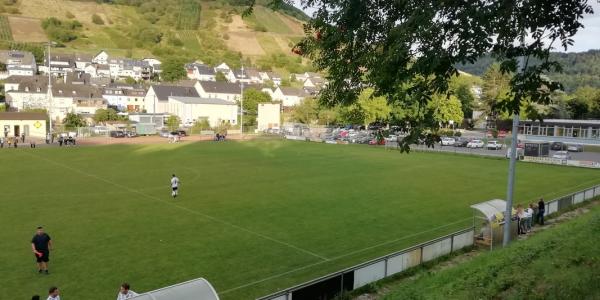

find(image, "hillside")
[0,0,311,74]
[382,203,600,300]
[457,50,600,92]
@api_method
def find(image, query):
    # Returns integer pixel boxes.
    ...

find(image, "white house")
[6,77,102,121]
[144,85,199,114]
[272,87,308,107]
[257,103,281,131]
[194,81,241,102]
[92,50,109,65]
[0,50,37,78]
[186,63,216,81]
[259,71,283,86]
[167,96,238,127]
[74,53,92,70]
[40,54,75,76]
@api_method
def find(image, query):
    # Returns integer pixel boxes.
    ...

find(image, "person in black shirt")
[537,198,545,225]
[31,226,52,274]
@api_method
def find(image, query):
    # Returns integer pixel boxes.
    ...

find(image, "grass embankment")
[383,204,600,300]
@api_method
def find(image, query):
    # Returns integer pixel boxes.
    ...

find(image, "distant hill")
[0,0,312,75]
[456,50,600,92]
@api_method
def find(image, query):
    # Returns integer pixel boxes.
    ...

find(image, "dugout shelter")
[131,278,219,300]
[471,199,517,250]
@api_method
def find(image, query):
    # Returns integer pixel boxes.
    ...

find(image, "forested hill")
[457,50,600,92]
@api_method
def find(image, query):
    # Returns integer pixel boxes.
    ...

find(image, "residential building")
[102,83,147,112]
[124,87,147,112]
[74,53,92,70]
[257,103,281,132]
[186,63,216,81]
[259,71,282,86]
[194,81,241,102]
[40,54,76,76]
[271,87,309,107]
[0,50,37,78]
[167,96,238,127]
[92,50,109,65]
[144,85,199,114]
[232,68,262,84]
[5,76,102,121]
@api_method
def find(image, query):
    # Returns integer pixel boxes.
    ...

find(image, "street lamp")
[240,64,244,139]
[46,41,57,134]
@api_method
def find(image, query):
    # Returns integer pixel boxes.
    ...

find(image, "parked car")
[109,130,125,138]
[566,144,584,152]
[124,131,138,138]
[486,141,503,150]
[92,126,109,135]
[385,135,398,142]
[440,137,455,146]
[552,151,571,160]
[467,139,485,148]
[171,130,187,137]
[159,130,170,138]
[551,142,566,151]
[453,138,469,147]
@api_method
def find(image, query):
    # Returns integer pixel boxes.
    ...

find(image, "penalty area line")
[24,152,329,262]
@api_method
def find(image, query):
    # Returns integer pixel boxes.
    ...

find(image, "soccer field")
[1,139,599,300]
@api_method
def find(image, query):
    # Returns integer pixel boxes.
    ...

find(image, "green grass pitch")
[1,139,599,299]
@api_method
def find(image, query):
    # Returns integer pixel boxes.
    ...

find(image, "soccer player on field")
[31,226,52,274]
[171,174,180,198]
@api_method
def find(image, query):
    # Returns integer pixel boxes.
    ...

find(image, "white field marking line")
[220,217,473,294]
[25,152,329,262]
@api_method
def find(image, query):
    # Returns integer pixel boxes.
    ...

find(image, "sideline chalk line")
[220,217,473,294]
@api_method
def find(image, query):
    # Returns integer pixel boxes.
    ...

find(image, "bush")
[254,24,267,32]
[168,37,183,47]
[92,14,104,25]
[454,131,462,137]
[65,11,75,19]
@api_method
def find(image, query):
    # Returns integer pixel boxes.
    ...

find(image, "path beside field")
[76,134,254,146]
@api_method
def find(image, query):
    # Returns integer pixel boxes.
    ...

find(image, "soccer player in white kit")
[171,174,180,198]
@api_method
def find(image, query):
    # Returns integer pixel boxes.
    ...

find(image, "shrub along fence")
[255,183,600,300]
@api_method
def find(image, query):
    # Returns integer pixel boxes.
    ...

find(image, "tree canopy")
[161,57,187,82]
[252,0,593,150]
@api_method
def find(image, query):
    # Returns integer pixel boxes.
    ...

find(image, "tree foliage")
[260,0,593,151]
[93,108,126,123]
[41,17,82,43]
[242,88,272,126]
[166,115,180,131]
[63,113,86,129]
[291,98,319,124]
[161,57,186,82]
[215,71,228,82]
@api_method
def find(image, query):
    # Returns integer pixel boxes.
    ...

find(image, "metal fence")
[255,183,600,300]
[543,184,600,216]
[256,228,475,300]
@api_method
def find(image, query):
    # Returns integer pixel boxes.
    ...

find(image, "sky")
[293,1,600,53]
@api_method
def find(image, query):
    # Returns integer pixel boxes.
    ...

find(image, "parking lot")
[409,141,600,163]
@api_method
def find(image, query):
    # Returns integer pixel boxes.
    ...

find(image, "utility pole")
[240,64,244,139]
[47,42,53,134]
[503,39,525,247]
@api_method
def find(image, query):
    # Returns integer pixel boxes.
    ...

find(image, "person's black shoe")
[45,270,49,275]
[38,269,42,274]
